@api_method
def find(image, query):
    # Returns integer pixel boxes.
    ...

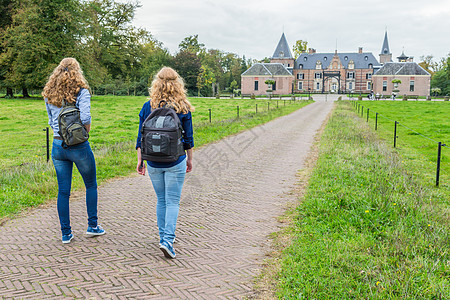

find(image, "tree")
[178,34,205,56]
[81,0,152,88]
[196,65,216,96]
[431,54,450,95]
[172,50,201,95]
[292,40,308,59]
[0,0,16,97]
[419,55,438,75]
[229,80,238,97]
[0,0,83,96]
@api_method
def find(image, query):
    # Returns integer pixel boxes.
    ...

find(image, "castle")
[241,32,430,97]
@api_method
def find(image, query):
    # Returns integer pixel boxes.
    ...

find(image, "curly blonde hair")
[150,67,194,114]
[42,57,90,107]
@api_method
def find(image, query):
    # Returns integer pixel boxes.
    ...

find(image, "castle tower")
[270,33,295,69]
[379,30,392,64]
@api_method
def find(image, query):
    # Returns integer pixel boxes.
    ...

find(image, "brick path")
[0,99,334,299]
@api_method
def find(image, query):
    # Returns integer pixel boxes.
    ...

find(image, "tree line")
[0,0,251,98]
[418,55,450,96]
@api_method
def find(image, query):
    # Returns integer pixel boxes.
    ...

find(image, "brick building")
[241,31,431,97]
[372,34,431,97]
[241,33,380,95]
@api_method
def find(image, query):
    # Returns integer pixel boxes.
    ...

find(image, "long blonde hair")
[150,67,194,114]
[42,57,90,107]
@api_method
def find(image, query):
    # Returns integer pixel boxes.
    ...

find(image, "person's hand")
[137,160,146,175]
[186,158,193,173]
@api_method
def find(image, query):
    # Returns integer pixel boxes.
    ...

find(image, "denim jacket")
[136,100,194,168]
[45,88,91,137]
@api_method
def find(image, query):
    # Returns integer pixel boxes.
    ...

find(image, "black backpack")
[140,103,185,162]
[58,99,89,147]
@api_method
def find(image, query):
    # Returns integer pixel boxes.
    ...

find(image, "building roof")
[295,52,380,70]
[271,33,293,59]
[241,63,293,76]
[381,31,391,55]
[373,62,430,76]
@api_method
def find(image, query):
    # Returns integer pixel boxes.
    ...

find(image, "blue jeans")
[148,159,186,245]
[52,139,98,235]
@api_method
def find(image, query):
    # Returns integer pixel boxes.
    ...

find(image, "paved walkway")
[0,97,335,299]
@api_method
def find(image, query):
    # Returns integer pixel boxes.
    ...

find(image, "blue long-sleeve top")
[45,88,91,137]
[136,100,194,168]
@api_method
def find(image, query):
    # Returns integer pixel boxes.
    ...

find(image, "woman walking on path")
[136,67,194,259]
[43,57,105,244]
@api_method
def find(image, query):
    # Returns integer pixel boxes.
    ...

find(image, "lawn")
[353,100,449,190]
[0,95,312,220]
[276,101,449,299]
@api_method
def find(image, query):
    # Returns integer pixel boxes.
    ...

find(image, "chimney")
[358,47,363,54]
[408,57,414,62]
[308,48,316,54]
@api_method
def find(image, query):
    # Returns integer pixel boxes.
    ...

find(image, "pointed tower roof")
[380,31,391,55]
[397,51,409,62]
[272,33,293,59]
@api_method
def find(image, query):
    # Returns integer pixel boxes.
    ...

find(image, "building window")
[298,82,303,90]
[348,60,354,69]
[347,72,355,79]
[324,57,327,61]
[332,83,337,91]
[368,63,373,69]
[287,63,290,67]
[316,61,322,69]
[304,57,307,61]
[316,82,320,90]
[315,73,322,79]
[410,80,415,92]
[273,81,276,91]
[298,64,303,69]
[254,81,258,91]
[383,81,387,91]
[344,56,348,61]
[366,73,372,79]
[297,73,304,80]
[367,82,371,90]
[364,56,368,60]
[349,82,353,90]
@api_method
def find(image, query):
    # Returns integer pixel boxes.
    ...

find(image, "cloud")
[134,0,450,61]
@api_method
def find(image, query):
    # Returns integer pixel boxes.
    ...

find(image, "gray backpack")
[57,99,89,147]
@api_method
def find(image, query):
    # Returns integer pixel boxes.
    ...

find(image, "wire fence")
[351,100,447,187]
[42,98,309,162]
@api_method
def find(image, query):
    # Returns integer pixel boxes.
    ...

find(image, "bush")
[250,93,255,99]
[445,96,449,101]
[403,94,408,101]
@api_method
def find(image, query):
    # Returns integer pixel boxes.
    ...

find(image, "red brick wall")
[293,68,374,93]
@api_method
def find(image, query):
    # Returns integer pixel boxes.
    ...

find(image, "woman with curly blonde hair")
[136,67,194,259]
[43,57,105,244]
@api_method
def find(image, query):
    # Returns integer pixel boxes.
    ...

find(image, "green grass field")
[0,96,311,220]
[276,101,449,299]
[353,100,449,191]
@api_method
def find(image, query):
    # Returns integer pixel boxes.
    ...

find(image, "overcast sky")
[132,0,450,63]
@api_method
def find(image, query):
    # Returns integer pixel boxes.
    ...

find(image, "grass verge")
[271,101,449,299]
